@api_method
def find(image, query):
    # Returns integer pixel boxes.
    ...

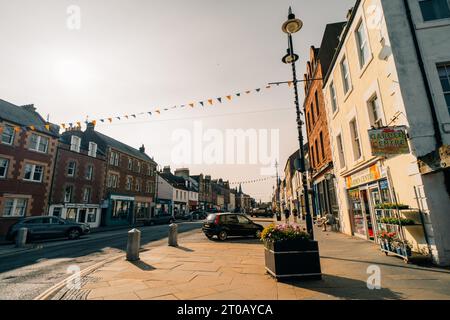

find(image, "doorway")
[360,189,374,241]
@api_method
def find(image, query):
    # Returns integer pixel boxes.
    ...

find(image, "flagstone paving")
[57,224,450,300]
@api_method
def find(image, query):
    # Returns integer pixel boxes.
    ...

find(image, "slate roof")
[159,172,188,191]
[318,22,347,76]
[0,99,59,137]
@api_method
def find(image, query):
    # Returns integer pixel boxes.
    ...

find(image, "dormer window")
[70,136,81,153]
[88,142,97,157]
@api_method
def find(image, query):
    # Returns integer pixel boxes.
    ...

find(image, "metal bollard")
[16,228,28,248]
[126,228,141,261]
[168,223,178,247]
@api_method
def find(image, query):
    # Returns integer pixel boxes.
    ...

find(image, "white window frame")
[136,179,141,192]
[88,142,97,158]
[0,158,9,178]
[340,55,352,96]
[336,132,346,170]
[349,118,363,162]
[368,95,384,128]
[67,161,76,177]
[29,134,49,153]
[126,176,133,191]
[128,158,133,170]
[86,165,94,180]
[70,136,81,153]
[136,161,141,173]
[64,185,73,203]
[355,20,371,69]
[23,163,44,182]
[1,125,15,145]
[3,198,28,217]
[330,81,338,115]
[83,187,91,203]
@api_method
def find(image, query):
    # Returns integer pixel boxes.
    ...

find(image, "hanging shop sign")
[346,164,385,189]
[368,126,410,157]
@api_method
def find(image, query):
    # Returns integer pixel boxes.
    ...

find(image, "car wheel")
[68,228,81,240]
[205,234,213,240]
[218,231,228,241]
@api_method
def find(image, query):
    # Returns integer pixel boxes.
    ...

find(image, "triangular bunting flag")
[200,101,204,107]
[288,81,293,87]
[148,112,152,115]
[256,88,261,92]
[155,110,161,114]
[226,95,232,101]
[208,99,213,105]
[266,85,271,89]
[236,93,241,97]
[92,120,97,126]
[108,118,112,123]
[116,117,121,120]
[76,122,81,127]
[45,124,50,131]
[189,103,194,108]
[164,108,168,111]
[125,115,129,119]
[100,119,105,122]
[217,98,222,103]
[61,124,66,129]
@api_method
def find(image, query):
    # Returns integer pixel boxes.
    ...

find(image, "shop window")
[437,63,450,115]
[3,198,27,217]
[87,209,97,223]
[24,163,44,182]
[29,134,49,153]
[419,0,450,21]
[112,200,131,219]
[1,125,14,145]
[66,208,77,221]
[0,158,9,178]
[52,207,62,218]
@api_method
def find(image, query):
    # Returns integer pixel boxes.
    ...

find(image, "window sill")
[416,18,450,30]
[343,87,354,103]
[28,148,48,155]
[23,179,43,183]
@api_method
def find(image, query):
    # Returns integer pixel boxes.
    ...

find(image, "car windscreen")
[206,214,216,222]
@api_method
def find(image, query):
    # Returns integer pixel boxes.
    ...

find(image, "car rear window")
[206,214,216,222]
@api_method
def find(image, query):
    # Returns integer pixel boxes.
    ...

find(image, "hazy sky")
[0,0,355,202]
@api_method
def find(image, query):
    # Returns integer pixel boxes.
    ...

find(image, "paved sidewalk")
[59,226,450,300]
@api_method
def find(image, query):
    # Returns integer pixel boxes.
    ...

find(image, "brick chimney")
[86,122,96,131]
[139,144,145,153]
[163,166,171,174]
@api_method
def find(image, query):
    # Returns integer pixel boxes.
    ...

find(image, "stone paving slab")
[62,226,450,300]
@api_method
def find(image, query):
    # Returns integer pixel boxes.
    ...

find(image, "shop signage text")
[368,126,409,157]
[346,164,384,189]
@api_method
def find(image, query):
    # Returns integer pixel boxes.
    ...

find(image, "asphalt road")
[0,222,202,300]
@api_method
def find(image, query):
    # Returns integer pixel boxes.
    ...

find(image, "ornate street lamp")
[281,7,315,239]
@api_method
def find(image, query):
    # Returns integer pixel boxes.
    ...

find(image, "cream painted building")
[322,0,450,265]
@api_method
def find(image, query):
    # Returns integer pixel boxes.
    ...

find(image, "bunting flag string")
[2,82,294,133]
[229,176,277,185]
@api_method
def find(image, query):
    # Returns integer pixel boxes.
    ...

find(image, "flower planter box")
[264,239,322,280]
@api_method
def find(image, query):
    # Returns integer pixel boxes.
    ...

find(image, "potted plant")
[377,231,397,251]
[260,223,321,280]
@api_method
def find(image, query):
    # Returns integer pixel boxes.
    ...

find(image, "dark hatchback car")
[202,213,264,241]
[144,212,175,226]
[6,216,90,242]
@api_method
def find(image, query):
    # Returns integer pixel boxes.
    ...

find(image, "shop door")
[369,187,382,240]
[360,190,374,241]
[78,209,87,224]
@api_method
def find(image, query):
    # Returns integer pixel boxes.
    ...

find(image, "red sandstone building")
[303,23,345,221]
[48,127,107,228]
[0,100,59,236]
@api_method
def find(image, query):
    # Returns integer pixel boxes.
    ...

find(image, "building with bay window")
[0,100,59,236]
[322,0,450,265]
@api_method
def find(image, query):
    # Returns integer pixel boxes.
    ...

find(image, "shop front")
[345,162,392,241]
[134,196,153,224]
[156,198,172,216]
[49,204,101,229]
[173,201,188,217]
[103,194,134,227]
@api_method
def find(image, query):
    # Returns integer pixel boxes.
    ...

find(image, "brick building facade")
[0,100,59,236]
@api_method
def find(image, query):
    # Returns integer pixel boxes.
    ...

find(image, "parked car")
[6,216,90,242]
[250,208,274,218]
[191,210,207,220]
[174,212,193,221]
[202,213,264,241]
[144,212,175,226]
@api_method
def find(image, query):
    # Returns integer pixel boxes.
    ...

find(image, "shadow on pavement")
[175,246,195,252]
[208,237,263,245]
[129,260,155,271]
[285,274,404,300]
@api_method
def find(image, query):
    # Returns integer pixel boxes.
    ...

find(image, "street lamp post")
[281,7,314,239]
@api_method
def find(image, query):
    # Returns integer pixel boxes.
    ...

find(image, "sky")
[0,0,355,202]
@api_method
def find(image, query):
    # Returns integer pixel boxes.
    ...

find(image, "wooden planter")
[264,239,322,280]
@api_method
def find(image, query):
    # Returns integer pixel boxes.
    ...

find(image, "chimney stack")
[22,104,36,113]
[86,122,96,131]
[163,166,171,174]
[139,144,145,153]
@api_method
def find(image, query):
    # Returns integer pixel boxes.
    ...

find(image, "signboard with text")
[368,126,410,157]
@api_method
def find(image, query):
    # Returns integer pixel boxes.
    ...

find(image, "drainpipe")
[403,0,442,147]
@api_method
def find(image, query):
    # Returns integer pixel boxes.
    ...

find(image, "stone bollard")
[16,228,28,248]
[168,223,178,247]
[126,228,141,261]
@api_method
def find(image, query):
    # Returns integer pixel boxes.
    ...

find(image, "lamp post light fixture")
[281,7,315,240]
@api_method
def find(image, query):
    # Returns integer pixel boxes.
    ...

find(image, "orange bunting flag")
[208,99,213,105]
[189,103,194,108]
[92,120,96,126]
[45,124,50,131]
[266,85,271,89]
[61,124,66,129]
[125,115,129,119]
[14,126,21,132]
[29,125,35,131]
[288,81,293,87]
[76,122,81,127]
[226,95,232,101]
[245,91,251,94]
[155,110,161,114]
[108,118,112,123]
